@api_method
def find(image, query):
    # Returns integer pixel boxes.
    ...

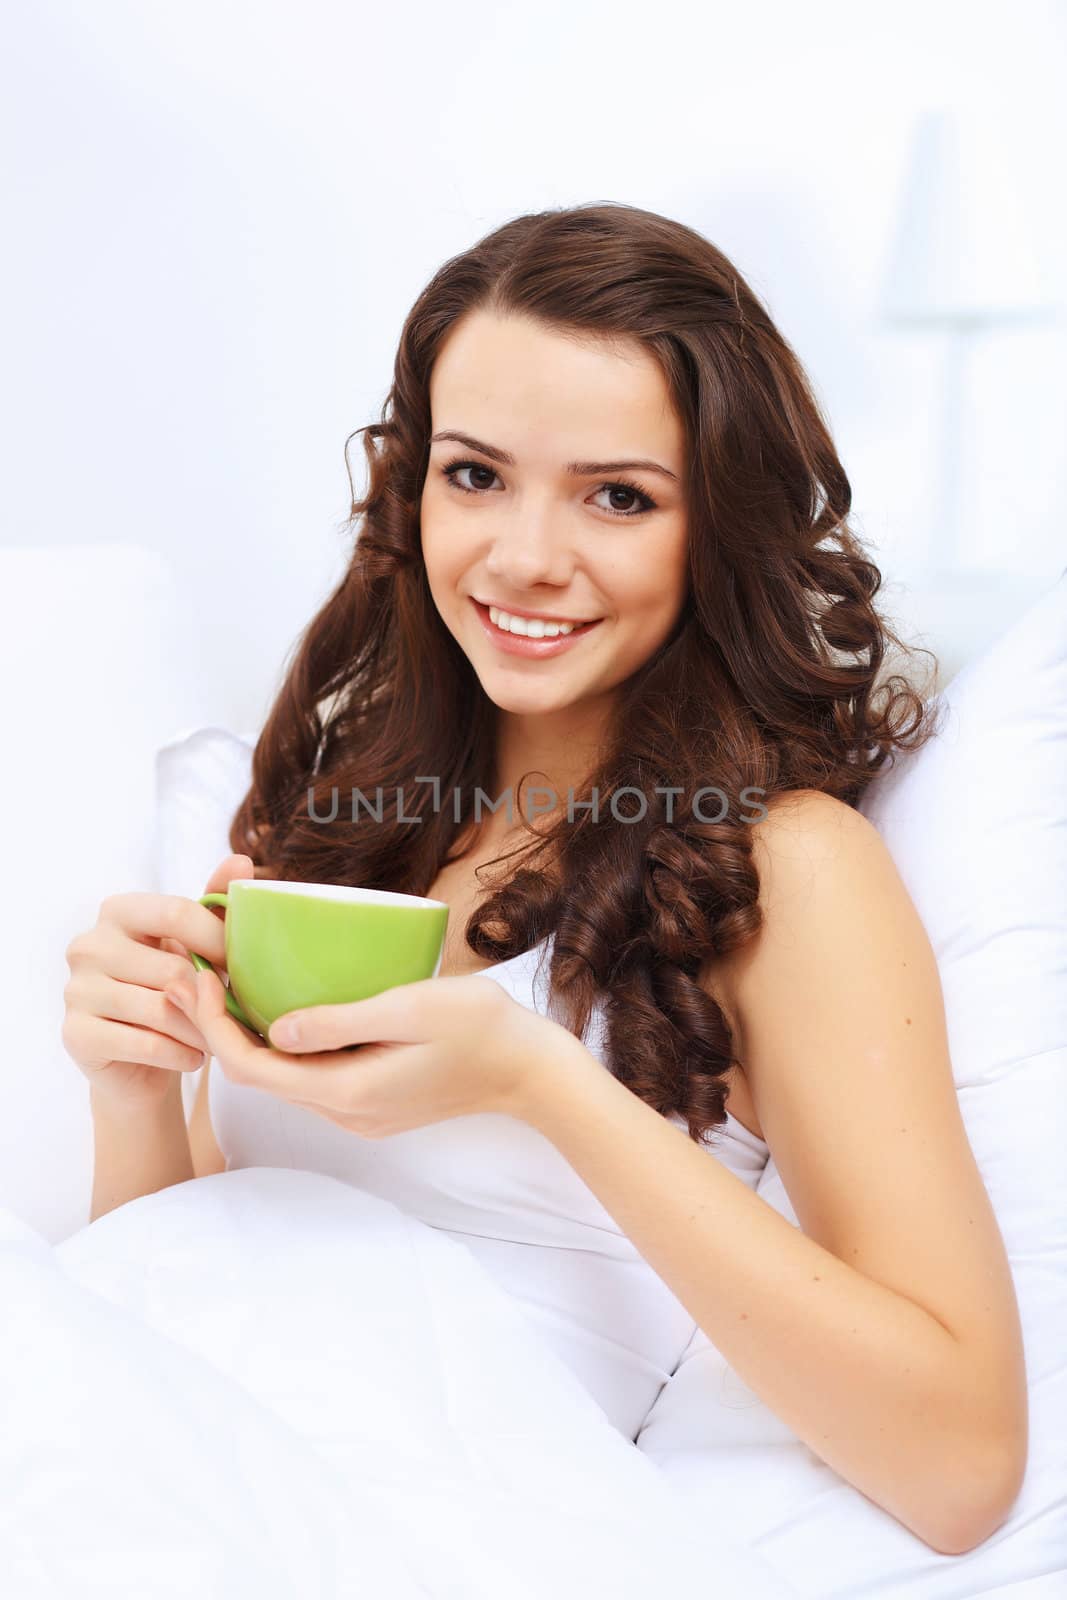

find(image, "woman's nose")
[484,512,576,589]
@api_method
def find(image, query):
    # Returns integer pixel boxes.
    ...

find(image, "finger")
[233,1038,417,1109]
[76,923,203,992]
[73,970,211,1055]
[267,980,434,1053]
[101,894,230,969]
[79,1014,207,1074]
[197,854,257,952]
[202,853,256,898]
[166,966,269,1077]
[174,968,409,1104]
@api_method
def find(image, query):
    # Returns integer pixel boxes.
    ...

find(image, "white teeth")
[488,605,578,638]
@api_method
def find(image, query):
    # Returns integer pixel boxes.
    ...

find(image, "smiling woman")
[228,205,943,1158]
[173,200,1029,1558]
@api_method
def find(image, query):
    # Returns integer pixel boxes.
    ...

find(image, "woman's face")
[420,309,689,720]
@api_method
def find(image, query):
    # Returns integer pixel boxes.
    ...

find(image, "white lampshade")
[880,105,1055,327]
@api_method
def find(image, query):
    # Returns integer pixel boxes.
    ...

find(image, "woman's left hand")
[164,966,576,1138]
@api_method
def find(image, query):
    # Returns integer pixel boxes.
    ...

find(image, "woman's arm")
[89,1075,195,1222]
[518,791,1027,1556]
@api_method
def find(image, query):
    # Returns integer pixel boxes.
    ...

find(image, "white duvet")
[1,1166,796,1599]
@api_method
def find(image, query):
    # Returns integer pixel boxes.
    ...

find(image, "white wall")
[3,0,1064,727]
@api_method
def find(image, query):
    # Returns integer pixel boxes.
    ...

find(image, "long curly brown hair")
[229,201,943,1148]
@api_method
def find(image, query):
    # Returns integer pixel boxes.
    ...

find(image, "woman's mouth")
[470,599,603,658]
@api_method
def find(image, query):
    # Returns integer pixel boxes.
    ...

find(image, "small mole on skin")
[813,1274,821,1282]
[905,1017,912,1025]
[740,1312,748,1320]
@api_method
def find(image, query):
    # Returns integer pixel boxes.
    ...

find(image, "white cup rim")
[232,879,447,912]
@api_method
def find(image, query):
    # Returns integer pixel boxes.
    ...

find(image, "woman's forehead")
[429,316,684,472]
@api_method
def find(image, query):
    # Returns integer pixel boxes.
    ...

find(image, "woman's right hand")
[62,854,256,1113]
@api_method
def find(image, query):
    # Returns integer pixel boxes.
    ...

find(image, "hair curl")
[229,201,943,1149]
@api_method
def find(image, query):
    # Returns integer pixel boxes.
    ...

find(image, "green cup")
[187,879,450,1044]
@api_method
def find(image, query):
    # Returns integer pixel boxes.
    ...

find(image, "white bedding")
[6,549,1064,1600]
[1,1166,797,1600]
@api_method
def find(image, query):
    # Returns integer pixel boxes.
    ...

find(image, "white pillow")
[0,543,216,1244]
[635,571,1067,1597]
[154,724,260,899]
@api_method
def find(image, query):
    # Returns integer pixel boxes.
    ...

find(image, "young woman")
[65,202,1027,1559]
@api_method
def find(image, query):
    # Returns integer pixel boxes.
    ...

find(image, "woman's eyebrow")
[430,429,679,483]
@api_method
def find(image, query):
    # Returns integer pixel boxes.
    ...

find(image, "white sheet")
[1,1167,797,1599]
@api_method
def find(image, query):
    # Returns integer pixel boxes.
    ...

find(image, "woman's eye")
[439,459,656,518]
[594,483,650,516]
[445,462,498,494]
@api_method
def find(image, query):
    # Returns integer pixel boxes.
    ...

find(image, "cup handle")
[188,892,257,1031]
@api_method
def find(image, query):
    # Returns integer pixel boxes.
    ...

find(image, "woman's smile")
[470,597,605,658]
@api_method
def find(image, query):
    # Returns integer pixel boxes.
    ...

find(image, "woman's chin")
[477,678,587,715]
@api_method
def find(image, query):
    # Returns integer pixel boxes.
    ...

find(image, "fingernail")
[271,1018,300,1047]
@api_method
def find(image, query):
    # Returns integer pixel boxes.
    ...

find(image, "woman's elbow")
[926,1436,1028,1556]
